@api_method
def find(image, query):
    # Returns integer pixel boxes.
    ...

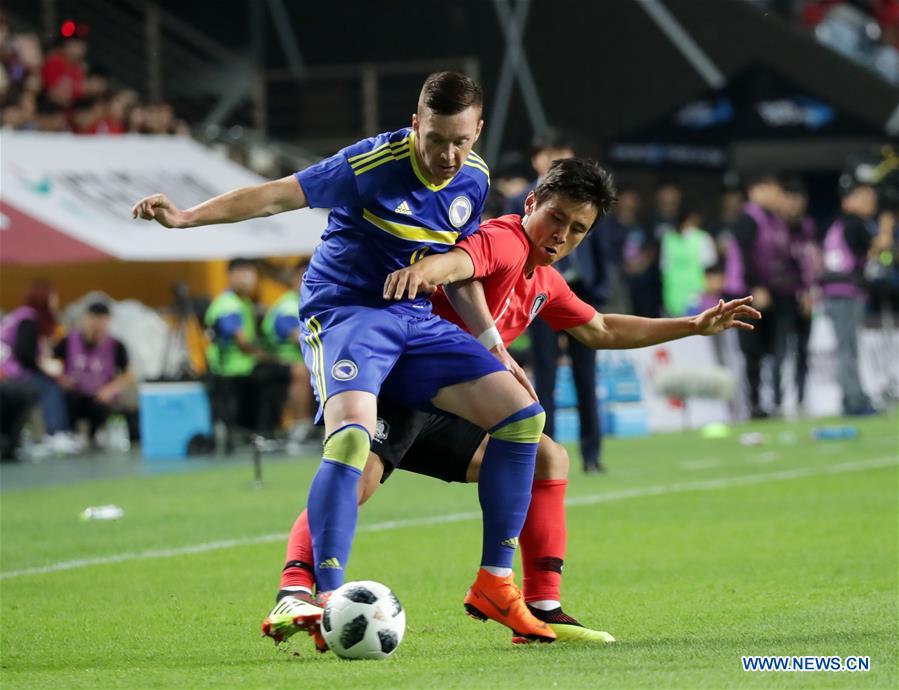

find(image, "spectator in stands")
[492,151,532,202]
[508,129,608,473]
[725,172,797,418]
[262,260,315,442]
[660,208,717,316]
[1,31,43,100]
[205,259,291,445]
[146,101,174,134]
[1,90,36,130]
[0,281,80,453]
[504,128,576,214]
[53,302,134,445]
[41,36,87,107]
[85,89,134,134]
[34,93,67,131]
[710,185,746,259]
[821,181,881,416]
[126,103,147,133]
[624,180,680,318]
[0,19,185,135]
[596,184,641,314]
[699,261,727,313]
[782,177,821,409]
[651,180,683,239]
[72,95,103,133]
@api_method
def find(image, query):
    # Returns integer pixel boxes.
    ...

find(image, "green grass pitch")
[1,411,896,689]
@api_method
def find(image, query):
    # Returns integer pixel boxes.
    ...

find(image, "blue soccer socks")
[478,403,545,569]
[306,424,371,592]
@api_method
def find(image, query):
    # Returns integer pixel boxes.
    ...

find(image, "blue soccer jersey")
[295,127,490,314]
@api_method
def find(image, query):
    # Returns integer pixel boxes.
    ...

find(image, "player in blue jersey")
[132,72,555,644]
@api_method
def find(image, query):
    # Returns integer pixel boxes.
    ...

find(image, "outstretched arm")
[131,175,307,228]
[567,297,761,350]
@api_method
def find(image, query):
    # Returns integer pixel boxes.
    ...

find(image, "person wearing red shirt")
[264,158,758,649]
[41,37,87,106]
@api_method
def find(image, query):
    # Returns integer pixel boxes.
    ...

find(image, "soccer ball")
[321,580,406,660]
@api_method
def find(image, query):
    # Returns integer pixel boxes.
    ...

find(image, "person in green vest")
[262,261,306,365]
[660,209,718,316]
[205,258,265,376]
[206,258,290,437]
[262,260,315,441]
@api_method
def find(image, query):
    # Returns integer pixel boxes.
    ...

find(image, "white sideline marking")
[1,456,895,581]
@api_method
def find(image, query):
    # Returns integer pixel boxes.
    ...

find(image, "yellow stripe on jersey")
[350,142,409,170]
[350,145,407,171]
[348,137,410,168]
[304,316,327,402]
[468,150,489,168]
[464,160,490,179]
[353,149,411,176]
[362,208,459,245]
[347,138,397,163]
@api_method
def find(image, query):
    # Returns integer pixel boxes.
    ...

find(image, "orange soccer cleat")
[463,569,556,643]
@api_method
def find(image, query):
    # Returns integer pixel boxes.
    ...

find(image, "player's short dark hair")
[531,127,574,156]
[227,258,256,272]
[534,158,617,222]
[419,72,482,116]
[86,301,111,316]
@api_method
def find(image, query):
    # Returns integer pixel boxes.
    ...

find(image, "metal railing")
[28,1,479,152]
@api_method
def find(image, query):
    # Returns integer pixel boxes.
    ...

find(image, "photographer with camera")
[821,179,893,416]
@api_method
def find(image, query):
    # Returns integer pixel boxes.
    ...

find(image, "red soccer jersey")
[430,214,596,345]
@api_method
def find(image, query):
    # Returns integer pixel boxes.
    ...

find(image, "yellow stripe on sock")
[490,411,545,444]
[322,425,371,470]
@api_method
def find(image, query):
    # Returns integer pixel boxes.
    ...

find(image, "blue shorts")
[298,302,505,420]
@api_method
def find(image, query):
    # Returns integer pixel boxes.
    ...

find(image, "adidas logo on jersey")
[318,557,343,570]
[394,200,413,215]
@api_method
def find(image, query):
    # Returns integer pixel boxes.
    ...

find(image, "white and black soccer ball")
[321,580,405,660]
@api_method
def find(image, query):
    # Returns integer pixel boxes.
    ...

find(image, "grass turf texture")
[1,412,896,689]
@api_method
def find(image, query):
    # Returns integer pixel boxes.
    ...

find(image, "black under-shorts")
[372,398,487,484]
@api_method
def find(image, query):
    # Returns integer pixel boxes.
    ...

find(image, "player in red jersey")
[265,158,759,646]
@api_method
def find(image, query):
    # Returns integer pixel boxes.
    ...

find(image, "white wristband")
[477,326,503,350]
